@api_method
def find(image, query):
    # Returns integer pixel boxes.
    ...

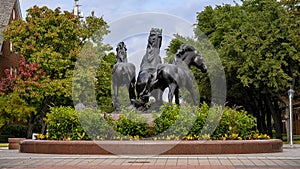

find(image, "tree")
[194,0,300,139]
[0,59,45,128]
[3,6,110,138]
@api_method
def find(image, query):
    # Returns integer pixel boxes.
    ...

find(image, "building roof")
[0,0,22,50]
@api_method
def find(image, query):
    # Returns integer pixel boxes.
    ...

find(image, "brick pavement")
[0,144,300,169]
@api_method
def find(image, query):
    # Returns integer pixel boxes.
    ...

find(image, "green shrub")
[77,108,116,140]
[45,106,89,140]
[213,107,257,140]
[44,103,264,141]
[0,124,28,138]
[110,108,150,138]
[187,102,210,136]
[152,104,180,135]
[152,103,198,138]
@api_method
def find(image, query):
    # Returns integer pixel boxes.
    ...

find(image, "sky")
[19,0,240,67]
[19,0,239,24]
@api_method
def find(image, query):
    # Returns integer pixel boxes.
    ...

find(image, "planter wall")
[8,138,26,150]
[20,139,283,155]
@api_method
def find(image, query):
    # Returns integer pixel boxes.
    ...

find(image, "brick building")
[0,0,22,78]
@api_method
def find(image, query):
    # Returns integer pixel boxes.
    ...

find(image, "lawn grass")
[283,141,300,144]
[0,143,8,147]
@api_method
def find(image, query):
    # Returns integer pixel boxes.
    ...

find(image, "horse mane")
[176,44,196,63]
[140,28,163,69]
[116,41,128,63]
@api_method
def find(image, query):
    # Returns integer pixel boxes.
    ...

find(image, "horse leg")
[175,87,180,105]
[112,82,120,112]
[128,77,136,105]
[156,89,163,105]
[168,83,177,104]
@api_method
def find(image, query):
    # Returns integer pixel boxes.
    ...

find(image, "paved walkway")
[0,144,300,169]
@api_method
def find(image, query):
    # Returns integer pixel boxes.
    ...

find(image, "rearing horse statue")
[112,42,136,111]
[141,44,208,105]
[134,28,163,108]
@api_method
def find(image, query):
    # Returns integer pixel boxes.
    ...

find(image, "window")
[14,67,17,78]
[12,9,16,20]
[10,66,13,76]
[10,42,13,52]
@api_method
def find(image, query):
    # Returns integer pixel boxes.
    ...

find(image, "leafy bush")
[0,124,28,142]
[109,109,150,138]
[213,107,257,140]
[0,124,28,138]
[77,108,116,140]
[44,103,265,140]
[152,103,198,138]
[45,106,89,140]
[152,104,180,135]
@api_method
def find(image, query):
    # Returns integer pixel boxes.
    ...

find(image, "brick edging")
[19,139,282,155]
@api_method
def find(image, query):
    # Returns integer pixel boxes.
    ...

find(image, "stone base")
[20,139,283,155]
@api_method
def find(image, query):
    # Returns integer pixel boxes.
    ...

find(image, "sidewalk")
[0,144,300,169]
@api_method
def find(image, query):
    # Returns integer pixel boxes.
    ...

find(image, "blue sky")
[19,0,240,68]
[19,0,239,24]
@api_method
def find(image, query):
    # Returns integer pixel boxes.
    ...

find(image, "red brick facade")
[0,0,22,78]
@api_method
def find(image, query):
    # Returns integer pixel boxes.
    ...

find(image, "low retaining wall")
[8,138,26,150]
[20,139,282,155]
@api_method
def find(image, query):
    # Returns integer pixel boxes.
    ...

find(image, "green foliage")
[188,102,211,136]
[189,0,300,138]
[4,5,111,136]
[43,103,265,140]
[152,104,180,134]
[213,107,257,140]
[4,5,110,102]
[0,92,34,128]
[164,38,184,63]
[110,109,150,137]
[77,108,116,140]
[0,124,27,138]
[95,52,116,113]
[196,0,299,97]
[45,106,89,140]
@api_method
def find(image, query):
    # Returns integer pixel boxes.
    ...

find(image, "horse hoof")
[131,99,144,107]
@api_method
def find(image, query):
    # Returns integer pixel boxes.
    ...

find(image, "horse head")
[116,41,127,63]
[140,28,163,70]
[176,44,207,73]
[147,28,162,49]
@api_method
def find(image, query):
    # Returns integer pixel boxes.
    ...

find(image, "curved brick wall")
[19,139,282,155]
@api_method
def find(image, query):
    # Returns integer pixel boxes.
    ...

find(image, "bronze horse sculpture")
[134,28,163,108]
[112,42,136,111]
[141,44,207,105]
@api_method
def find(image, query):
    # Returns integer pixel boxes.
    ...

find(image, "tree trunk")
[285,107,290,142]
[26,112,35,139]
[257,96,267,134]
[267,110,272,137]
[247,89,262,132]
[273,99,283,139]
[38,97,50,135]
[264,95,281,139]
